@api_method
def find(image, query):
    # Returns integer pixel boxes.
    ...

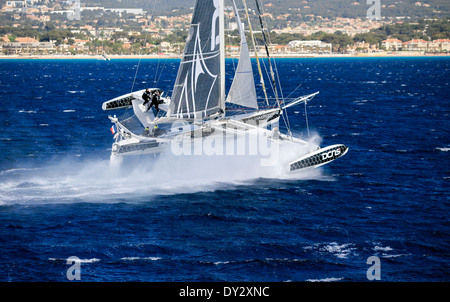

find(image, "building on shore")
[2,37,54,55]
[382,38,403,51]
[287,40,332,54]
[432,39,450,52]
[402,39,428,51]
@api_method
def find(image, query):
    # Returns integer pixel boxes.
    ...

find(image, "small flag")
[110,124,116,134]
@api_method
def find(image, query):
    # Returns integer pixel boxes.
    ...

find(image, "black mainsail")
[169,0,223,120]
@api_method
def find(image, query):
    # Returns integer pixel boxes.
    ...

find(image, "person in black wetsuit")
[142,89,151,106]
[147,90,161,114]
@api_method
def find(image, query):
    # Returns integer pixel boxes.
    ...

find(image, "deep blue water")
[0,57,448,282]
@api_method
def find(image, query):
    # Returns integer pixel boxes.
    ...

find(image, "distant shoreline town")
[1,1,449,58]
[1,52,449,60]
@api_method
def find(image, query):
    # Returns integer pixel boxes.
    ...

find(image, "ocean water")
[0,57,448,282]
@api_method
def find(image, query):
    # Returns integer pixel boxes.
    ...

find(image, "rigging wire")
[242,0,269,107]
[130,0,157,93]
[253,0,293,136]
[130,59,141,93]
[305,100,310,139]
[258,2,287,103]
[254,0,279,104]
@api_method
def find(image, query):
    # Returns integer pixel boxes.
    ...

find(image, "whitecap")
[78,258,101,263]
[63,110,76,113]
[48,258,101,263]
[305,242,357,259]
[381,254,410,259]
[213,261,231,265]
[374,246,393,252]
[121,257,161,261]
[320,242,357,259]
[307,277,343,282]
[436,147,450,152]
[18,110,36,114]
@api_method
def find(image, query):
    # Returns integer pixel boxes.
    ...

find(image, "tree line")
[1,19,448,53]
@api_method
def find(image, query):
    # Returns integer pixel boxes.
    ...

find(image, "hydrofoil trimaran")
[102,0,348,173]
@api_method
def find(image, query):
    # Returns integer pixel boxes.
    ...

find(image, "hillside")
[83,0,449,19]
[0,0,448,18]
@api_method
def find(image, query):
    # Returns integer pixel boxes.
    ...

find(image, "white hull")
[108,112,347,173]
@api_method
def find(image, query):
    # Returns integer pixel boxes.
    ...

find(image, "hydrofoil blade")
[289,144,348,172]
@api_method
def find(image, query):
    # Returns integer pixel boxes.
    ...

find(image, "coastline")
[0,52,448,60]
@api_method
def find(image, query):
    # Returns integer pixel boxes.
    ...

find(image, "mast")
[242,0,269,107]
[219,0,226,111]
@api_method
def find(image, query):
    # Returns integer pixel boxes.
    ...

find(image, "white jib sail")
[226,0,258,109]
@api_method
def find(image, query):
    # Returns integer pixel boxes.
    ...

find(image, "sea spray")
[0,132,327,205]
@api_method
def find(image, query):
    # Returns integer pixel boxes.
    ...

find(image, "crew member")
[147,90,161,114]
[142,89,151,107]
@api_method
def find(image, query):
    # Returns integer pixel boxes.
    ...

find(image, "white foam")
[0,133,328,205]
[18,110,36,114]
[121,257,162,261]
[49,258,100,263]
[374,246,393,252]
[307,277,343,282]
[381,254,410,259]
[321,242,357,259]
[304,242,357,259]
[78,258,101,263]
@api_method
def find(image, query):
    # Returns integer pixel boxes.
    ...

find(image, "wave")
[374,245,393,252]
[121,257,162,261]
[303,242,358,259]
[306,277,344,282]
[1,167,40,174]
[48,258,101,263]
